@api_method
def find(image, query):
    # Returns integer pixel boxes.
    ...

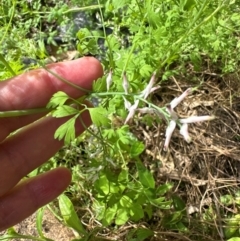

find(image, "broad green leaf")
[52,105,79,118]
[220,194,234,205]
[129,204,144,221]
[136,160,155,189]
[162,211,183,226]
[94,174,111,195]
[224,214,240,239]
[130,141,145,157]
[156,183,173,196]
[127,228,154,241]
[118,169,129,183]
[47,91,70,109]
[54,115,79,144]
[36,207,45,238]
[228,238,240,241]
[115,208,129,225]
[103,205,118,226]
[119,195,133,208]
[172,195,186,212]
[112,0,130,10]
[89,107,110,127]
[58,194,87,235]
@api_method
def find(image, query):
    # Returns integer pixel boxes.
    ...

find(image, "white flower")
[141,71,157,99]
[179,123,191,143]
[124,100,139,124]
[164,88,215,151]
[164,120,177,151]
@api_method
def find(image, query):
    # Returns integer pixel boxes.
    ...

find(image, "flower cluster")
[106,70,215,150]
[163,88,215,151]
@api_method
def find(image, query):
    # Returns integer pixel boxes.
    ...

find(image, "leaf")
[139,64,153,78]
[127,228,154,241]
[112,0,130,10]
[58,194,87,235]
[36,207,45,238]
[136,160,155,189]
[156,183,173,196]
[130,141,145,157]
[228,238,240,241]
[103,205,118,226]
[129,203,144,221]
[94,174,110,195]
[150,198,172,209]
[119,195,133,208]
[54,115,79,144]
[47,91,70,109]
[52,105,79,118]
[89,107,110,127]
[115,208,129,225]
[224,214,240,239]
[92,77,107,93]
[172,195,186,212]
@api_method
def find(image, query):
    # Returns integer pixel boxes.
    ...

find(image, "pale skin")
[0,57,103,231]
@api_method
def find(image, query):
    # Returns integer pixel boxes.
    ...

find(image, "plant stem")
[0,54,16,76]
[0,108,49,117]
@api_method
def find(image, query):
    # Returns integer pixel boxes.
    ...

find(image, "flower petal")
[137,107,155,114]
[179,115,215,124]
[166,104,178,120]
[141,71,156,99]
[180,123,191,143]
[124,100,139,124]
[123,96,131,110]
[170,88,192,109]
[164,120,176,151]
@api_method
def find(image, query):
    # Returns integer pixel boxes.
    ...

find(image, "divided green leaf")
[46,91,70,109]
[89,107,110,127]
[54,115,79,144]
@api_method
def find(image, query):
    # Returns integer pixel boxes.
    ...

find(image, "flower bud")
[170,88,192,109]
[122,72,129,94]
[124,100,139,124]
[141,71,156,99]
[164,120,176,151]
[106,68,113,91]
[180,123,191,143]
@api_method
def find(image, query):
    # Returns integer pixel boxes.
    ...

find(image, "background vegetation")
[1,0,240,240]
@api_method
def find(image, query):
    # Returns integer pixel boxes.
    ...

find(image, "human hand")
[0,57,103,231]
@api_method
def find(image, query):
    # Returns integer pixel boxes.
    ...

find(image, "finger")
[0,57,103,141]
[0,106,91,196]
[0,167,71,232]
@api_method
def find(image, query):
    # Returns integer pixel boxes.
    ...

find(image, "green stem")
[21,5,104,16]
[0,54,16,76]
[41,65,91,94]
[0,108,49,117]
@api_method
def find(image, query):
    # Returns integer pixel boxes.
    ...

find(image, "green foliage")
[59,194,87,236]
[92,164,172,226]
